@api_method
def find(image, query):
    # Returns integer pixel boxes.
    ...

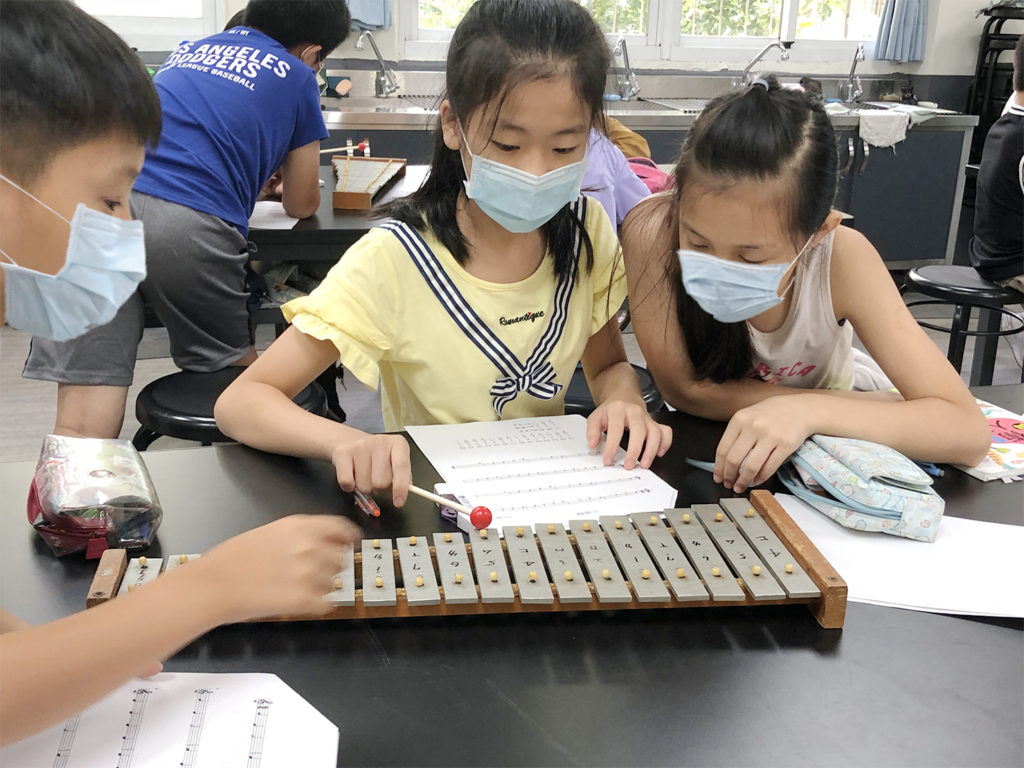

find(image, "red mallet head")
[469,506,492,530]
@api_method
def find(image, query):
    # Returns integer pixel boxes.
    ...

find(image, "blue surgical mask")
[0,174,146,341]
[459,122,587,234]
[677,238,812,324]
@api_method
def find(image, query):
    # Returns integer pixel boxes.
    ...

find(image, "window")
[796,0,882,41]
[403,0,874,61]
[681,0,783,37]
[418,0,649,35]
[77,0,203,16]
[75,0,221,50]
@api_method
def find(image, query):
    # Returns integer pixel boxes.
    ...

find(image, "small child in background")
[622,75,989,494]
[0,1,359,745]
[582,127,651,228]
[25,0,351,442]
[969,35,1023,367]
[216,0,672,506]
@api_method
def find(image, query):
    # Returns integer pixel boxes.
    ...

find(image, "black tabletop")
[247,165,429,260]
[1,386,1021,767]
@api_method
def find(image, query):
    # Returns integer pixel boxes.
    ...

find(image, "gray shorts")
[25,192,253,386]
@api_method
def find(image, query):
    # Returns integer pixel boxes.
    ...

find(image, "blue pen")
[914,461,944,478]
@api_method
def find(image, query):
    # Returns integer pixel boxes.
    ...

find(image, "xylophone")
[331,154,406,210]
[86,491,847,628]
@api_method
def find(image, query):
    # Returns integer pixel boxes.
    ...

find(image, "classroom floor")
[1,296,1021,463]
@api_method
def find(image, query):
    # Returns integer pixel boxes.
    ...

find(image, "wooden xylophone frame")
[86,491,847,628]
[330,154,406,210]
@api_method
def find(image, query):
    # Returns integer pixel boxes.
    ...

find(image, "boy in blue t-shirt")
[25,0,351,440]
[1,1,360,746]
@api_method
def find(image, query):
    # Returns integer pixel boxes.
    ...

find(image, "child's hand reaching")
[714,395,816,494]
[586,400,673,469]
[331,434,412,507]
[191,514,362,624]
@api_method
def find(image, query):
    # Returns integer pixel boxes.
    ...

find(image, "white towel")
[857,109,910,148]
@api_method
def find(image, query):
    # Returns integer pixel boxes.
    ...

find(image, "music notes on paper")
[407,415,678,531]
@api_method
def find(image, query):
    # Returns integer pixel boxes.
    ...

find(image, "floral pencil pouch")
[777,435,943,542]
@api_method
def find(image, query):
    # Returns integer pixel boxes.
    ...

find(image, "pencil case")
[777,435,943,542]
[26,434,163,558]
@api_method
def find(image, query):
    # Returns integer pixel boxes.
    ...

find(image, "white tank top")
[746,230,892,391]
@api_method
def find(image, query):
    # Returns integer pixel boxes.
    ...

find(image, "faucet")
[841,43,865,102]
[732,40,791,89]
[611,37,640,101]
[355,31,399,98]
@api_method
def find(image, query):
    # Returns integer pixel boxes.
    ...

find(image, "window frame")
[82,0,223,51]
[398,0,874,63]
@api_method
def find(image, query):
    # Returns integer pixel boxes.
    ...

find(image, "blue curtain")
[874,0,928,62]
[349,0,393,31]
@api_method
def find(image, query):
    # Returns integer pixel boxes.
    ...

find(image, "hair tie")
[751,78,769,91]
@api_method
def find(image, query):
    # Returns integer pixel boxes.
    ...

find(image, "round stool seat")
[133,367,327,449]
[904,265,1020,306]
[564,363,665,417]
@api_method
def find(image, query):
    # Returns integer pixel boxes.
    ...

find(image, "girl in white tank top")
[622,76,990,496]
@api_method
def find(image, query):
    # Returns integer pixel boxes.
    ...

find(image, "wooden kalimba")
[86,491,847,628]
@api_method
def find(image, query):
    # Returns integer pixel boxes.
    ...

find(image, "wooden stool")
[902,265,1023,385]
[564,363,666,416]
[133,367,328,450]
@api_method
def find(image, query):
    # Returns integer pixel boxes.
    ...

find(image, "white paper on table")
[248,200,300,230]
[0,673,338,767]
[406,415,678,531]
[776,493,1024,618]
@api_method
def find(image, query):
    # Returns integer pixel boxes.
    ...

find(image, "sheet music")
[0,673,338,768]
[248,201,299,230]
[406,415,678,530]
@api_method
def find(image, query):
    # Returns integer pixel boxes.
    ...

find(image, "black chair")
[133,367,328,451]
[902,265,1023,385]
[564,363,666,416]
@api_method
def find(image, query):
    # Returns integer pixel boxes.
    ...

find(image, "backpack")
[627,157,674,194]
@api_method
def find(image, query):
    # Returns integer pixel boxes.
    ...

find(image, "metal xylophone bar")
[86,491,847,628]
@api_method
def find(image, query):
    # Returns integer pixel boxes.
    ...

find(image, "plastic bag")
[27,435,163,558]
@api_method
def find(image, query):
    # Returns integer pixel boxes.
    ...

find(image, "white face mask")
[0,174,146,342]
[458,121,587,234]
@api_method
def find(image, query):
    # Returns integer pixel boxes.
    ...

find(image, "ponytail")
[669,74,838,382]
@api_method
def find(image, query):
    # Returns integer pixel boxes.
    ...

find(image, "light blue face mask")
[459,122,587,234]
[677,237,812,324]
[0,175,146,342]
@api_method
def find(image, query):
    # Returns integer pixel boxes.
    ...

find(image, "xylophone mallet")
[407,485,492,529]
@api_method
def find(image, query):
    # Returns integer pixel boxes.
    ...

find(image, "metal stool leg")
[946,304,971,374]
[969,306,1001,386]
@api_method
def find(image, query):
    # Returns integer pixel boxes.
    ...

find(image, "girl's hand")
[195,514,363,623]
[332,434,412,507]
[714,396,816,494]
[586,400,673,469]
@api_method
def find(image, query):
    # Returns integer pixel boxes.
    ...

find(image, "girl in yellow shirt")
[216,0,672,506]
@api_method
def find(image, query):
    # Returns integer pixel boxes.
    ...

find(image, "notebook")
[953,399,1024,481]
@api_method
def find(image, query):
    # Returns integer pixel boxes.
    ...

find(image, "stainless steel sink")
[636,97,709,114]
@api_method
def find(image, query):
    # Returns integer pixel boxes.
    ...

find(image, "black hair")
[1014,35,1023,94]
[244,0,350,60]
[668,75,839,382]
[380,0,610,283]
[0,0,161,185]
[225,9,247,30]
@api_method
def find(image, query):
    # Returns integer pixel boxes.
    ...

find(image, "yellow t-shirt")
[282,199,626,431]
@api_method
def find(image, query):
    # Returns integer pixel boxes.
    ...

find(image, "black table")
[2,386,1021,767]
[248,165,429,262]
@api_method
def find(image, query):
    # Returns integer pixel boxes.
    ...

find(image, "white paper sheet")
[0,673,338,767]
[776,493,1024,618]
[406,415,678,531]
[248,201,300,230]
